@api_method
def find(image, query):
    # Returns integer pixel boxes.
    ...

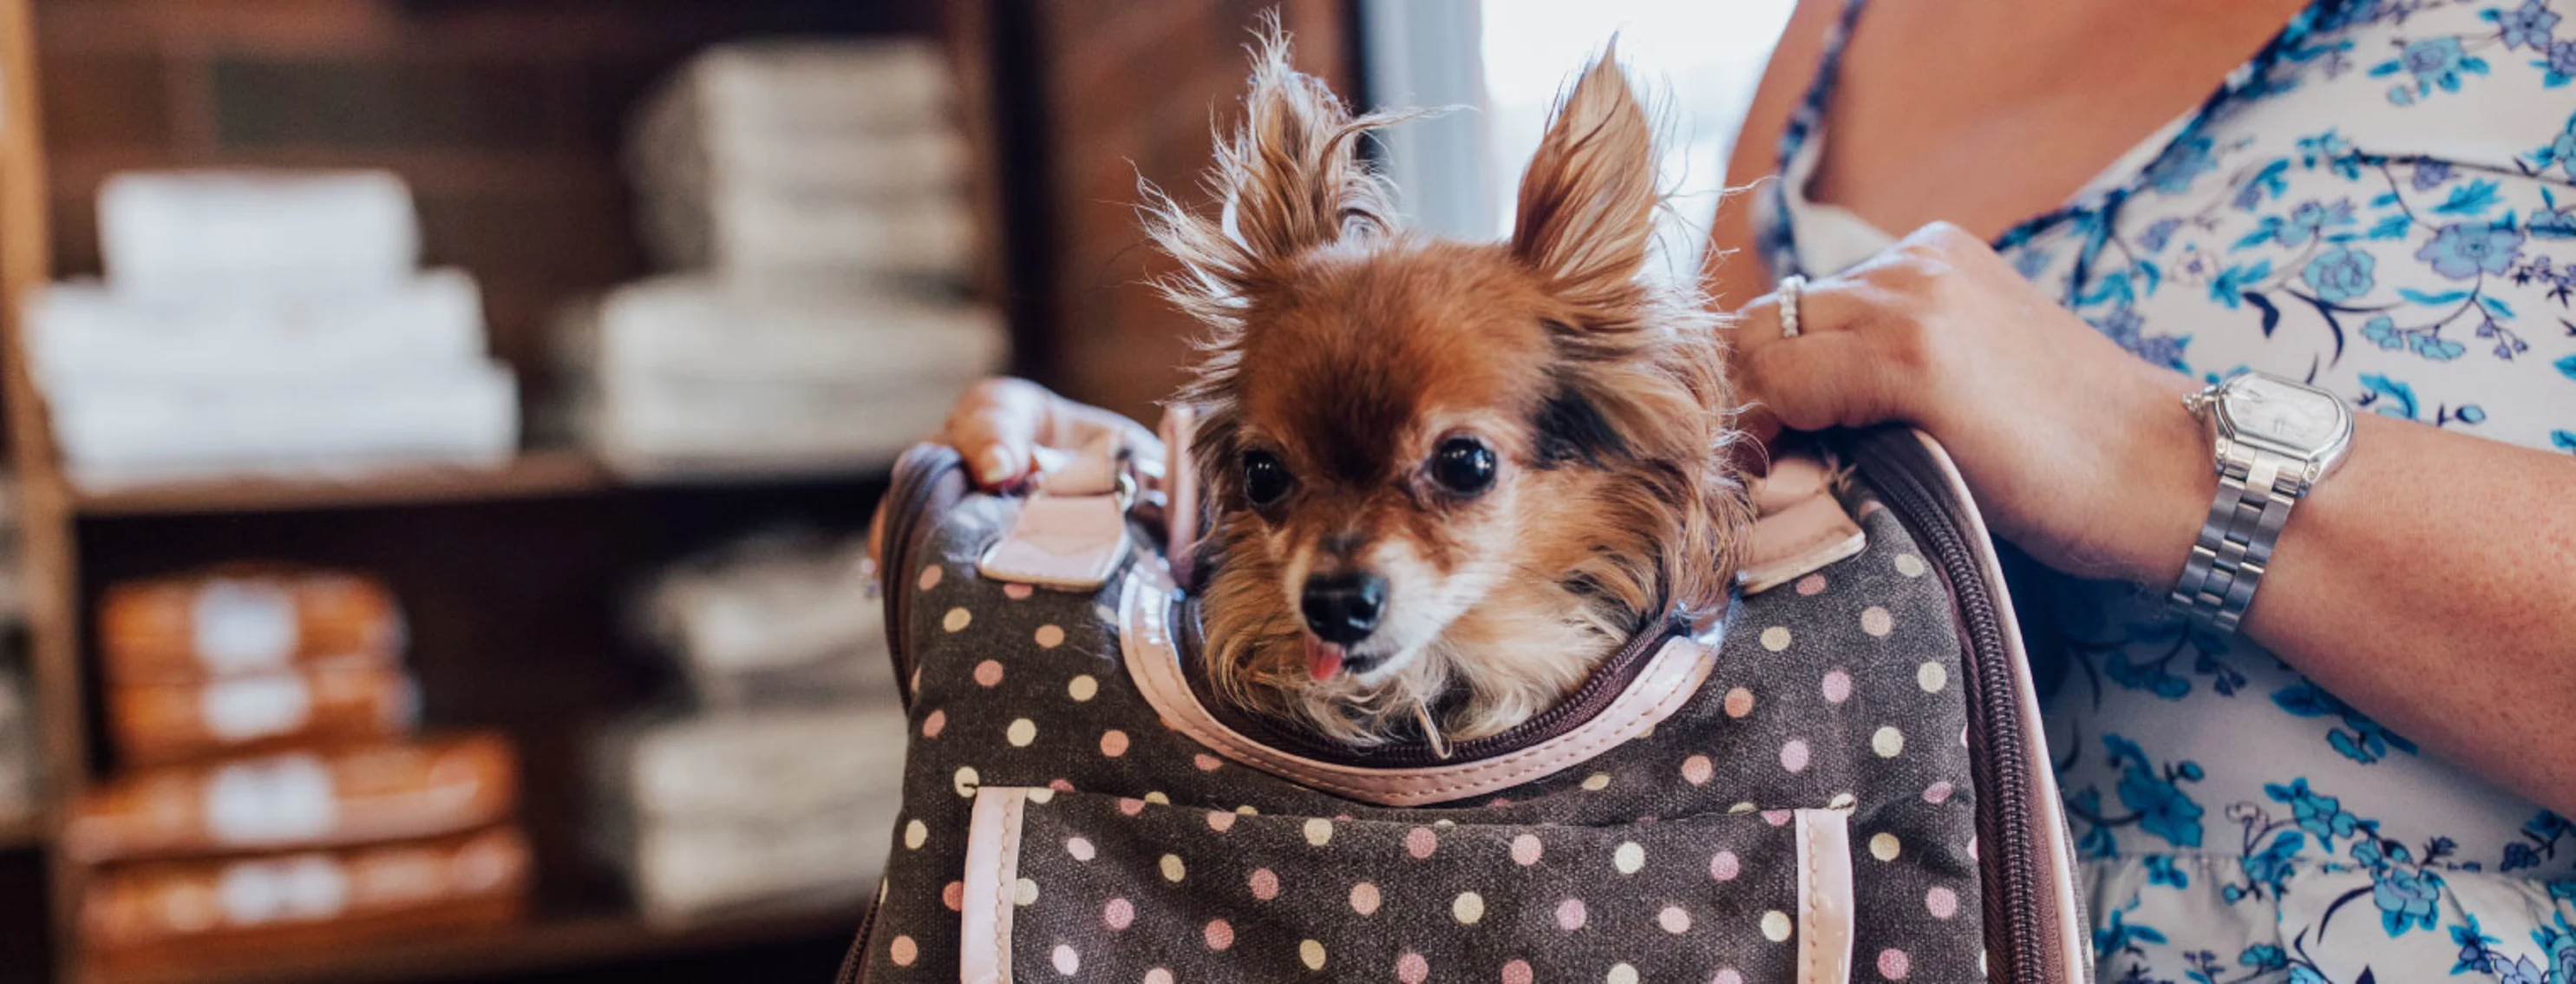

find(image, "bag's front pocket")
[959,787,1854,983]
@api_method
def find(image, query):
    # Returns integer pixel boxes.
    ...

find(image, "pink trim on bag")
[958,787,1030,984]
[1909,430,2092,977]
[1117,562,1716,807]
[1794,808,1856,984]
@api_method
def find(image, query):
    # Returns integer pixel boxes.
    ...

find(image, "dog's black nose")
[1300,573,1387,645]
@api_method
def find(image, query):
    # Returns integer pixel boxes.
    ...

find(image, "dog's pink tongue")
[1305,637,1345,680]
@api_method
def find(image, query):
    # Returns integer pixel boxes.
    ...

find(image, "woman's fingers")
[1737,329,1911,431]
[1727,278,1914,440]
[945,377,1053,487]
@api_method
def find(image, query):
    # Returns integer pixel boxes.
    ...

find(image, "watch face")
[2223,377,2347,450]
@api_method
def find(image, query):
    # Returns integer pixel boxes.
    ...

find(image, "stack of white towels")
[565,39,1005,478]
[24,171,518,487]
[595,531,907,923]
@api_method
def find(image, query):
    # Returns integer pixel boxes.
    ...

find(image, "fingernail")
[977,447,1016,485]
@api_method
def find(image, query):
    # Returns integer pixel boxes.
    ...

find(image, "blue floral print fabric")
[1762,1,2576,981]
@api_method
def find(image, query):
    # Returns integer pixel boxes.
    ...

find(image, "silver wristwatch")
[2169,371,2354,633]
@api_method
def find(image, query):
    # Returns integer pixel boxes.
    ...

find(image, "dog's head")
[1146,31,1747,745]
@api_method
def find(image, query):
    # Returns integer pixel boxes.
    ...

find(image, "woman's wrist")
[2095,370,2220,588]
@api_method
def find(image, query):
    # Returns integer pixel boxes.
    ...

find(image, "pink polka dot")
[1100,730,1130,757]
[1193,753,1223,771]
[1762,809,1793,827]
[1925,886,1958,920]
[1117,797,1146,816]
[1723,686,1755,718]
[1203,918,1234,950]
[1878,948,1911,980]
[1554,897,1587,931]
[1034,624,1066,648]
[1923,781,1954,805]
[973,660,1005,687]
[1049,777,1076,792]
[941,881,964,910]
[1002,581,1033,600]
[921,709,947,738]
[918,566,943,591]
[1795,574,1827,595]
[1821,669,1853,704]
[1713,971,1745,984]
[1206,810,1236,832]
[1680,754,1714,785]
[1404,826,1439,859]
[1501,959,1535,984]
[1488,797,1514,807]
[1510,834,1544,866]
[891,935,919,966]
[1710,850,1740,881]
[1145,968,1174,984]
[1103,897,1134,930]
[1350,882,1382,915]
[1780,738,1811,773]
[1396,953,1429,984]
[1249,868,1279,900]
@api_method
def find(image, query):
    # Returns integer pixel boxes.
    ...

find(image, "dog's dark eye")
[1241,450,1295,507]
[1429,437,1496,495]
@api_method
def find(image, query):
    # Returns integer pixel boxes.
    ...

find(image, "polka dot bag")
[847,423,2090,984]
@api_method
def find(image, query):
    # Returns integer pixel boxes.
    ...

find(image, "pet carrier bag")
[846,417,2091,983]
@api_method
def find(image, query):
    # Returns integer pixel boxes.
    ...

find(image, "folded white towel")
[98,170,420,298]
[577,377,960,479]
[639,186,975,279]
[561,274,1004,385]
[643,531,894,707]
[634,108,972,199]
[52,362,520,487]
[25,269,487,390]
[648,40,957,144]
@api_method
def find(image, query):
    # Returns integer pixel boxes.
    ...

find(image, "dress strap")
[1760,0,1871,279]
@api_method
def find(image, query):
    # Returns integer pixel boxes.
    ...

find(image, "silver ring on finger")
[1777,274,1807,339]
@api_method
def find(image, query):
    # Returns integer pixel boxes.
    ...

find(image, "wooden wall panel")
[1025,0,1356,422]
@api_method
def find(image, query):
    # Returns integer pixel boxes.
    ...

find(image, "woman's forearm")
[2223,415,2576,814]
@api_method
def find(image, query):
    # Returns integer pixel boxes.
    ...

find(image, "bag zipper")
[1845,428,2058,984]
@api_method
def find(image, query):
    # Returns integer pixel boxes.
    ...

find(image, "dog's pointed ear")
[1510,46,1657,305]
[1144,25,1398,326]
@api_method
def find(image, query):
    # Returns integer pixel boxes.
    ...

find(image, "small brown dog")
[1143,31,1751,750]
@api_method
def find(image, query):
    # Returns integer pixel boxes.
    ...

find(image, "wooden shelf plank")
[84,908,860,984]
[70,451,614,517]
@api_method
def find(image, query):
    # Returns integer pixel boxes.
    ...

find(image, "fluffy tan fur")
[1141,28,1750,748]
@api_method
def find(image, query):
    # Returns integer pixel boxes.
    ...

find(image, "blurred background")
[0,0,1788,981]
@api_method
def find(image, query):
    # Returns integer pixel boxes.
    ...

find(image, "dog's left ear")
[1510,46,1657,306]
[1144,26,1401,325]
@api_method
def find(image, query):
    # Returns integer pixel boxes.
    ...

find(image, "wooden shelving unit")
[87,909,860,984]
[0,1,965,981]
[69,450,614,517]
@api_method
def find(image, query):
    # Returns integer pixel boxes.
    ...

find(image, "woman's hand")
[866,377,1160,564]
[1729,221,2210,585]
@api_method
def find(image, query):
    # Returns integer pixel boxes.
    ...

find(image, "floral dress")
[1756,1,2576,981]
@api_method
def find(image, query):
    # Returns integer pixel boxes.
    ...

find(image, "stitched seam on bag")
[1801,815,1821,981]
[994,792,1023,984]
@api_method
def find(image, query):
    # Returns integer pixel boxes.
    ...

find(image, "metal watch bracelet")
[2167,442,2304,634]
